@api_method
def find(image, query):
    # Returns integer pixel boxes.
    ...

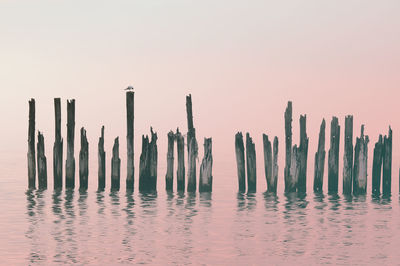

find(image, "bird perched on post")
[125,86,134,91]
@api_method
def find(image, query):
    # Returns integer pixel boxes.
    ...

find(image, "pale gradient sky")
[1,0,400,192]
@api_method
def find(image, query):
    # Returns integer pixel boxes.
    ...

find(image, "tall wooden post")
[65,99,75,189]
[298,115,309,193]
[126,91,135,191]
[288,145,299,192]
[166,131,175,191]
[313,119,325,192]
[79,127,89,191]
[37,131,47,190]
[53,98,63,189]
[199,138,213,192]
[353,125,369,195]
[176,129,185,192]
[27,99,36,189]
[372,135,383,195]
[382,127,392,195]
[272,137,279,193]
[98,126,106,191]
[284,101,293,192]
[328,116,340,193]
[139,135,150,192]
[111,137,121,191]
[235,132,246,193]
[263,134,272,192]
[343,115,353,194]
[246,133,256,193]
[186,94,198,192]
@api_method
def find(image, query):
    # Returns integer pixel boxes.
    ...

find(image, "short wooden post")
[372,135,383,195]
[53,98,63,189]
[37,131,47,190]
[313,119,326,192]
[263,134,272,192]
[328,116,340,193]
[235,132,246,193]
[246,133,256,193]
[288,145,299,192]
[176,129,185,191]
[343,115,353,194]
[298,115,309,193]
[272,137,279,193]
[65,99,75,189]
[284,101,293,192]
[149,128,158,191]
[353,125,369,195]
[139,128,158,192]
[199,138,213,192]
[27,99,36,189]
[186,94,198,192]
[126,91,135,191]
[98,126,106,191]
[111,137,120,191]
[382,127,392,195]
[165,131,175,191]
[79,127,89,191]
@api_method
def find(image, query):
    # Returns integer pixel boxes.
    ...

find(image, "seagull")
[125,86,134,91]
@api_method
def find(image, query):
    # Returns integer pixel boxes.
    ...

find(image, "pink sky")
[1,1,400,192]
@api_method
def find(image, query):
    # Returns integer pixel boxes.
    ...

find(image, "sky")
[1,0,400,192]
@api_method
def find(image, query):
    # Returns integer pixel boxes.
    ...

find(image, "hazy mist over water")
[1,0,400,264]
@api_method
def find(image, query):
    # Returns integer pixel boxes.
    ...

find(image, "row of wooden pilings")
[27,92,213,192]
[235,101,393,196]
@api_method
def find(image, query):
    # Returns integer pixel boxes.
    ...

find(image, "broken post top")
[113,137,119,157]
[186,94,194,131]
[81,127,88,147]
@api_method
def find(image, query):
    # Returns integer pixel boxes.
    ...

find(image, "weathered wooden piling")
[111,137,121,191]
[298,115,309,193]
[313,119,326,192]
[176,129,185,191]
[235,132,246,193]
[288,145,299,192]
[126,91,135,191]
[343,115,353,194]
[139,128,158,192]
[353,125,369,195]
[284,101,293,192]
[382,127,392,195]
[27,99,36,189]
[166,131,175,191]
[53,98,63,189]
[372,135,383,195]
[37,132,47,189]
[65,99,75,189]
[272,137,279,193]
[149,128,158,191]
[79,128,89,191]
[199,138,213,192]
[263,134,272,192]
[98,126,106,191]
[328,117,340,193]
[186,94,198,192]
[246,133,256,193]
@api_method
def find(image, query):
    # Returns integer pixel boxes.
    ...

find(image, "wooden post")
[382,127,392,195]
[284,101,293,192]
[298,115,309,193]
[53,98,63,189]
[372,135,383,195]
[79,127,89,191]
[166,131,175,191]
[65,99,75,189]
[313,119,326,192]
[199,138,213,192]
[149,128,158,191]
[272,137,279,193]
[126,91,135,191]
[328,116,340,193]
[288,145,299,192]
[37,131,47,190]
[263,134,272,192]
[98,126,106,191]
[176,128,185,191]
[235,132,246,193]
[27,99,36,189]
[353,125,369,195]
[186,94,198,192]
[139,128,158,192]
[343,115,353,194]
[246,133,256,193]
[111,137,120,191]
